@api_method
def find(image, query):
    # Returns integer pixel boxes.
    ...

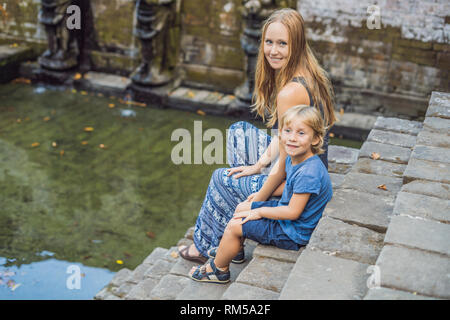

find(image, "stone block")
[149,274,190,300]
[144,259,176,280]
[279,248,370,300]
[339,172,403,197]
[329,173,345,189]
[350,158,406,178]
[375,245,450,299]
[142,247,169,265]
[235,257,294,293]
[252,244,303,263]
[403,158,450,184]
[416,130,450,148]
[324,188,394,233]
[423,117,449,133]
[175,279,230,300]
[124,278,159,300]
[384,215,450,256]
[109,268,132,287]
[308,217,384,264]
[411,145,450,164]
[426,91,450,119]
[359,141,411,164]
[367,129,416,148]
[393,192,450,223]
[222,283,279,300]
[112,282,135,298]
[127,263,153,284]
[328,145,359,164]
[373,117,422,135]
[364,287,439,300]
[80,71,130,95]
[401,180,450,200]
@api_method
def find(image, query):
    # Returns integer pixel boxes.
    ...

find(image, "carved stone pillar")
[38,0,79,71]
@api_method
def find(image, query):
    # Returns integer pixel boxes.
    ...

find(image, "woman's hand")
[226,163,262,179]
[233,209,262,224]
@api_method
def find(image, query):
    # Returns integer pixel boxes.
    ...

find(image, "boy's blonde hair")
[280,105,326,155]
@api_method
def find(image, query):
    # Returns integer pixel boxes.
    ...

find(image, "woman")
[178,8,336,262]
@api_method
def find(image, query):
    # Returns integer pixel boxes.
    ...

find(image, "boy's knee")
[225,219,242,236]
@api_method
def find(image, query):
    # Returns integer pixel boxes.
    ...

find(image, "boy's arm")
[235,193,310,223]
[251,148,287,202]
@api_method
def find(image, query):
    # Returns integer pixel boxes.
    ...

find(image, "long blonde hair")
[252,8,336,129]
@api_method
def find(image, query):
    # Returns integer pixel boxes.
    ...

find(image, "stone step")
[393,191,450,223]
[339,171,403,198]
[350,157,407,178]
[0,44,35,83]
[373,116,423,136]
[359,141,411,164]
[403,158,450,184]
[367,129,417,148]
[327,145,359,174]
[279,248,370,300]
[364,287,441,300]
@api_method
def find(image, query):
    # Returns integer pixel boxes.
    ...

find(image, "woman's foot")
[178,244,207,264]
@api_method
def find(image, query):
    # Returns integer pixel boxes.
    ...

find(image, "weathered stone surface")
[94,286,111,300]
[222,283,279,300]
[176,279,230,300]
[329,173,345,189]
[416,130,450,148]
[359,141,411,164]
[127,263,153,284]
[81,71,130,93]
[384,215,450,256]
[144,259,176,280]
[364,287,439,300]
[149,274,190,300]
[142,247,169,265]
[109,268,132,287]
[279,248,369,300]
[350,158,406,178]
[124,278,159,300]
[426,91,450,119]
[112,282,135,298]
[324,188,394,233]
[401,180,450,200]
[393,192,450,223]
[339,172,403,197]
[367,129,417,148]
[411,145,450,164]
[423,117,449,133]
[328,145,359,164]
[169,256,199,277]
[375,245,450,299]
[252,244,303,263]
[403,158,450,184]
[235,257,294,293]
[308,217,384,264]
[373,117,423,136]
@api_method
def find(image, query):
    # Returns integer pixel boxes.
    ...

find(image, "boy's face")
[280,117,319,162]
[264,22,289,70]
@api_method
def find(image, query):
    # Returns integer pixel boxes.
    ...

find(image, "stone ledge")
[279,248,370,300]
[423,117,449,133]
[426,91,450,119]
[393,192,450,224]
[364,287,440,300]
[401,180,450,200]
[149,274,191,300]
[403,158,450,184]
[367,129,417,148]
[308,216,384,265]
[375,245,450,299]
[324,188,394,233]
[411,145,450,164]
[350,158,406,178]
[416,130,450,148]
[339,172,403,197]
[373,117,423,136]
[359,141,411,164]
[222,282,279,300]
[252,244,303,263]
[384,215,450,256]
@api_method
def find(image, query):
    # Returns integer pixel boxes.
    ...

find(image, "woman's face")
[264,22,290,70]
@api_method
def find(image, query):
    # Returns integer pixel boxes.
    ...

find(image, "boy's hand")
[246,192,258,202]
[233,209,262,224]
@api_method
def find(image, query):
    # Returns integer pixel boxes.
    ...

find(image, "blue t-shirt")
[277,155,332,245]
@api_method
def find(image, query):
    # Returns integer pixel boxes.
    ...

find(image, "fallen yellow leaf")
[329,132,335,138]
[73,73,82,80]
[80,91,88,95]
[116,260,123,265]
[99,144,106,149]
[43,116,50,122]
[52,142,57,148]
[377,184,387,191]
[31,142,40,147]
[340,108,344,116]
[60,150,65,156]
[84,127,94,132]
[371,152,381,160]
[196,109,206,116]
[170,251,179,259]
[108,103,115,108]
[187,91,195,98]
[81,141,88,145]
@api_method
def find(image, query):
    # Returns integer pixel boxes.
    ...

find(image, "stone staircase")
[95,92,449,300]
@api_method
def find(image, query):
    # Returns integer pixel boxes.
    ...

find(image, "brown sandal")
[178,245,208,264]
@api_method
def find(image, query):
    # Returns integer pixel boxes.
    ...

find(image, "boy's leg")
[214,219,244,270]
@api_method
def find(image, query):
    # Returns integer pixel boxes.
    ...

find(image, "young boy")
[189,105,333,283]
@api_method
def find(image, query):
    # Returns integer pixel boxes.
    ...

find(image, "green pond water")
[0,82,361,299]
